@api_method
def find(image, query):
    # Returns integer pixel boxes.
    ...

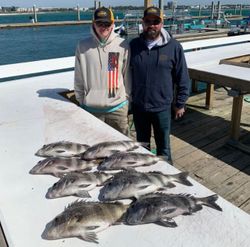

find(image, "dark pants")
[132,105,172,162]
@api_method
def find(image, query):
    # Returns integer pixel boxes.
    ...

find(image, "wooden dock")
[130,87,250,214]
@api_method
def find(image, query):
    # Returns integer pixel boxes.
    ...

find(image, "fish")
[81,140,144,160]
[98,151,160,170]
[42,200,129,243]
[126,193,222,227]
[46,171,114,199]
[29,157,97,177]
[35,141,90,158]
[99,170,193,201]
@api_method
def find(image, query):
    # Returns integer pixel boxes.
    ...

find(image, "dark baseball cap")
[93,7,114,23]
[143,6,163,21]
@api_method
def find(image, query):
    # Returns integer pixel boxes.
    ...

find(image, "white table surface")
[0,71,250,247]
[185,42,250,88]
[182,34,250,51]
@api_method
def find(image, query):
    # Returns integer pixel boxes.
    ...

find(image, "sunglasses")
[144,19,161,26]
[95,22,112,28]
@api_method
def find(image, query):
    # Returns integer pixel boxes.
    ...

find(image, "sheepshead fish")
[99,170,193,201]
[126,193,222,227]
[46,172,114,199]
[42,200,129,243]
[81,140,144,160]
[29,157,97,177]
[98,152,160,170]
[35,141,90,158]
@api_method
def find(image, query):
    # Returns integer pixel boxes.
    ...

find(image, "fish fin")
[157,218,178,228]
[172,172,193,186]
[75,190,91,198]
[113,213,126,225]
[198,194,223,212]
[78,232,99,243]
[190,204,203,213]
[165,182,176,188]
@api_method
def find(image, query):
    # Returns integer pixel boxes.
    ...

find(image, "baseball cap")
[93,7,114,23]
[143,6,163,21]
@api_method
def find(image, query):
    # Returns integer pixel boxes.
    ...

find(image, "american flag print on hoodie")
[108,52,119,98]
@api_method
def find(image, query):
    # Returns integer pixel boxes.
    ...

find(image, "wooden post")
[217,1,221,20]
[77,4,80,21]
[230,95,243,141]
[144,0,152,9]
[239,4,242,16]
[198,5,202,17]
[159,0,164,14]
[205,83,214,109]
[211,1,214,19]
[94,1,98,9]
[33,5,37,23]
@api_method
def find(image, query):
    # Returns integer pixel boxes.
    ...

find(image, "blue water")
[0,11,124,65]
[0,9,249,66]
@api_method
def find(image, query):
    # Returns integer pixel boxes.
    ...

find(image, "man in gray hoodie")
[74,7,131,135]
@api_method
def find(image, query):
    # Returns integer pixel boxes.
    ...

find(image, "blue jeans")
[132,105,172,162]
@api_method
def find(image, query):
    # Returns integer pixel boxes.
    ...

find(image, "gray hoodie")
[74,26,131,112]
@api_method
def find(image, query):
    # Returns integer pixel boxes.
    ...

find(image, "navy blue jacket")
[130,32,190,112]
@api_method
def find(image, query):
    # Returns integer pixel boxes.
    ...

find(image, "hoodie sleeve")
[173,43,190,109]
[74,42,85,106]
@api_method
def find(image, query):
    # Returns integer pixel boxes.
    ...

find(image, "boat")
[114,11,143,36]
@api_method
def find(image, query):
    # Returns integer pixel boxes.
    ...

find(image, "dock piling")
[33,5,37,23]
[77,4,80,21]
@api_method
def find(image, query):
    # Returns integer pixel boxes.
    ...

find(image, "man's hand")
[174,107,185,120]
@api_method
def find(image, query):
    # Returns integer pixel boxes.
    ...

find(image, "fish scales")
[81,141,143,160]
[99,170,193,201]
[42,200,129,243]
[98,151,160,170]
[35,141,90,158]
[126,193,222,227]
[29,157,97,177]
[46,172,113,199]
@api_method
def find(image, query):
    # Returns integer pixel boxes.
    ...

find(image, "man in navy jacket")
[130,6,190,164]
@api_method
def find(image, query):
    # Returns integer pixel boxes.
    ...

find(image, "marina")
[1,1,250,246]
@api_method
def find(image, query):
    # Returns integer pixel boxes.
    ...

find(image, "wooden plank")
[225,181,250,207]
[212,171,250,198]
[240,199,250,212]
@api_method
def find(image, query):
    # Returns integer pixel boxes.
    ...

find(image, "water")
[0,25,90,65]
[0,11,124,65]
[0,9,249,66]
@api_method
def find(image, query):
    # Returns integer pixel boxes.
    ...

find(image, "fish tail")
[172,172,193,186]
[198,194,223,212]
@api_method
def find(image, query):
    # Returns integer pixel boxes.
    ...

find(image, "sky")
[0,1,249,8]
